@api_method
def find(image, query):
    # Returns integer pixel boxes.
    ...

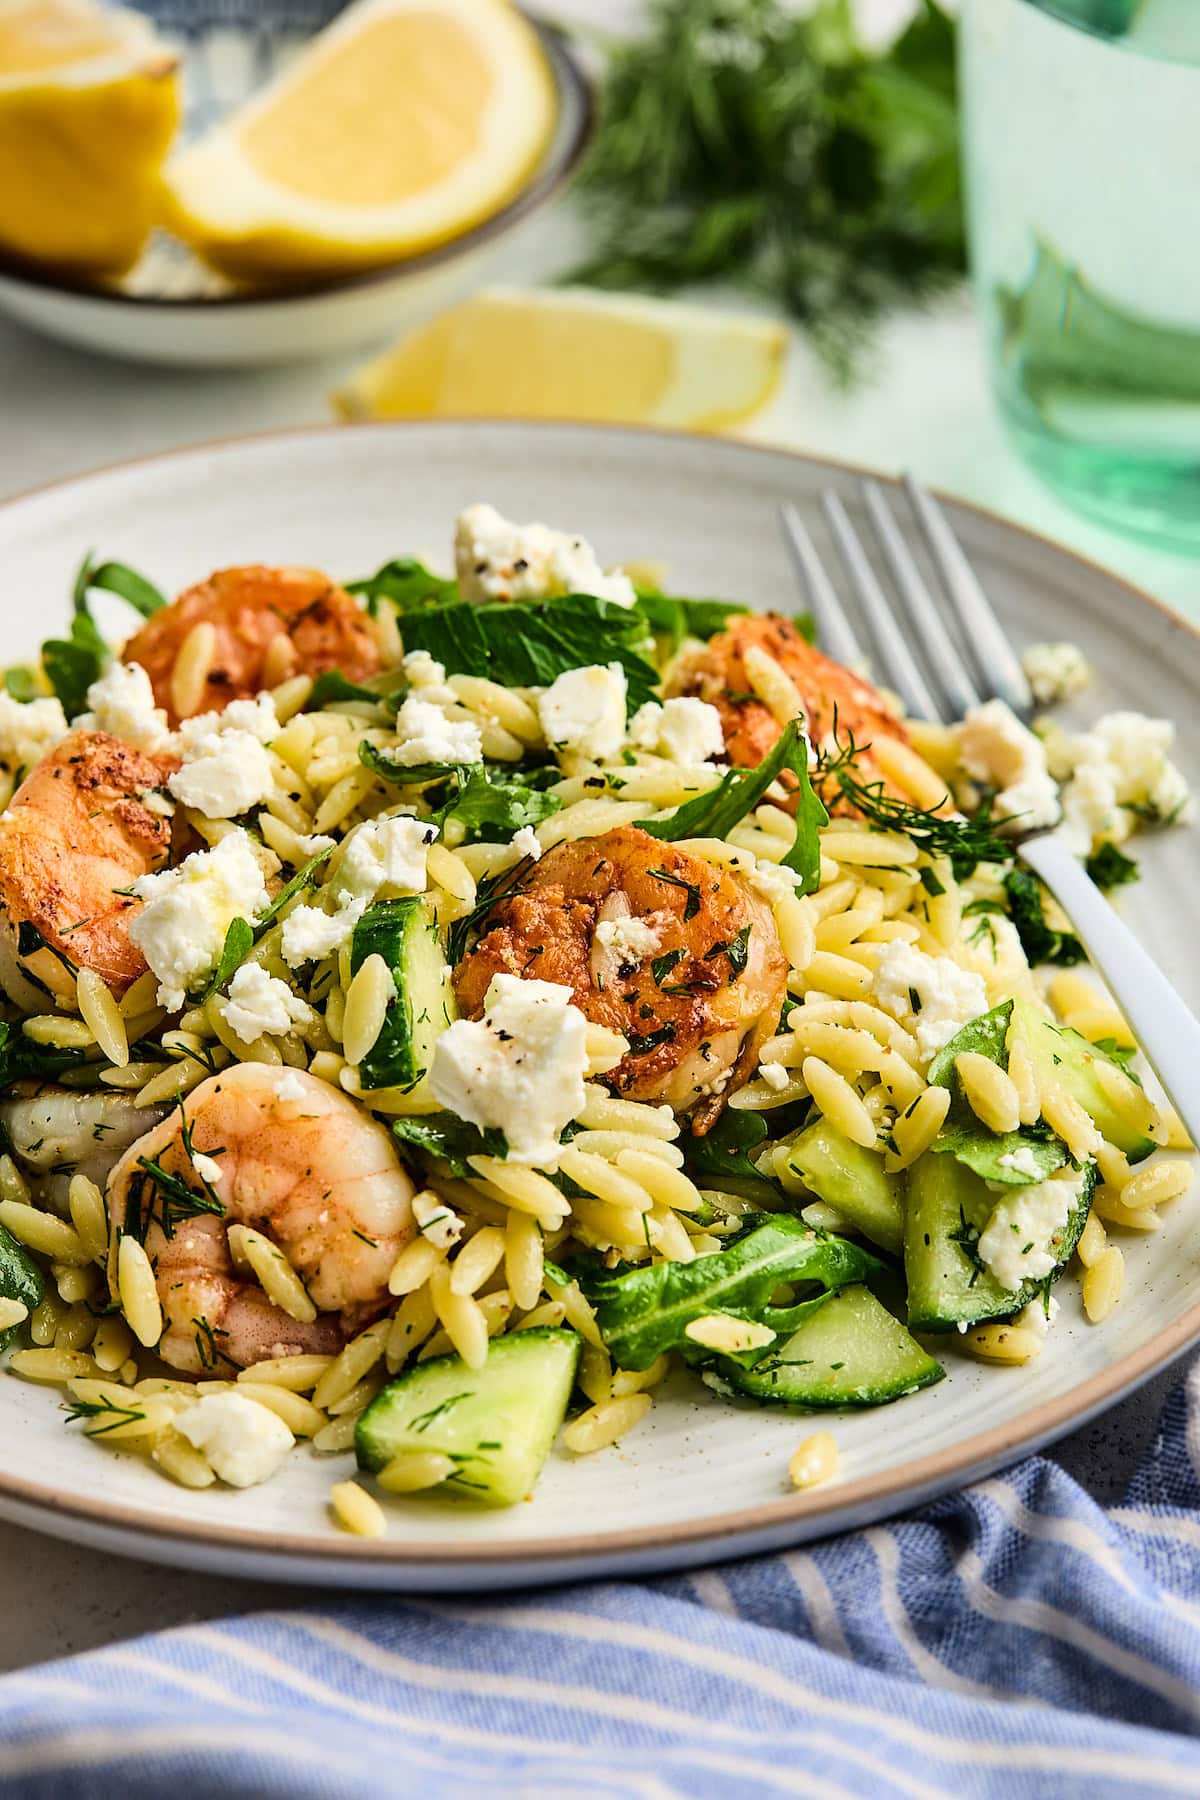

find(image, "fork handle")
[1019,830,1200,1145]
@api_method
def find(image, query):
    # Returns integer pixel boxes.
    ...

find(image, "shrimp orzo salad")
[0,504,1191,1524]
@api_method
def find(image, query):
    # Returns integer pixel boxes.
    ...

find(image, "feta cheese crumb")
[1053,711,1193,855]
[996,1144,1043,1180]
[1016,1294,1060,1337]
[175,1392,293,1489]
[747,859,802,905]
[221,962,311,1044]
[1022,642,1091,706]
[871,942,989,1070]
[594,915,663,961]
[0,692,68,765]
[274,1069,307,1102]
[130,830,271,1010]
[758,1060,791,1092]
[959,699,1060,834]
[538,663,627,762]
[78,661,172,752]
[627,697,725,765]
[977,1169,1085,1292]
[191,1152,223,1185]
[511,825,543,863]
[401,649,451,693]
[454,502,637,609]
[386,695,482,767]
[412,1191,464,1250]
[429,974,590,1164]
[337,816,438,901]
[280,896,366,968]
[168,691,281,820]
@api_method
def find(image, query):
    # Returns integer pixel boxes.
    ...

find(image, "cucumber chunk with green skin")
[355,1328,579,1507]
[0,1222,44,1353]
[350,897,455,1092]
[1007,998,1156,1160]
[785,1121,905,1256]
[705,1285,944,1407]
[905,1150,1094,1331]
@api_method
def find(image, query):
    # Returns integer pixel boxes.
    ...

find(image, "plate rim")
[1,415,1197,1573]
[0,15,591,313]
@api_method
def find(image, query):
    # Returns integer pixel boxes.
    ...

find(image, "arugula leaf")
[3,668,39,703]
[1003,868,1085,967]
[256,846,335,931]
[202,847,333,999]
[357,741,461,786]
[1086,843,1139,892]
[0,1018,91,1090]
[637,720,828,894]
[346,557,458,615]
[42,551,164,719]
[436,765,562,844]
[0,1221,44,1354]
[399,594,660,713]
[75,556,165,619]
[593,1215,882,1369]
[308,671,390,710]
[391,1113,509,1178]
[926,1001,1013,1088]
[926,1001,1067,1186]
[684,1109,774,1185]
[635,591,748,653]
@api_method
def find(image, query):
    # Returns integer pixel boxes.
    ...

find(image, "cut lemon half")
[332,288,790,433]
[0,0,179,277]
[163,0,557,284]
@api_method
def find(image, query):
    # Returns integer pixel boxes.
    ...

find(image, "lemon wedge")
[162,0,557,284]
[0,0,179,278]
[332,288,790,433]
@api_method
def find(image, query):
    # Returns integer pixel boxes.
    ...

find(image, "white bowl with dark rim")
[0,0,590,368]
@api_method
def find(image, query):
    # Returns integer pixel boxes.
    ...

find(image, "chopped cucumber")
[355,1328,579,1507]
[706,1284,943,1407]
[905,1150,1094,1331]
[1007,998,1156,1160]
[350,897,455,1092]
[785,1121,905,1256]
[0,1221,43,1354]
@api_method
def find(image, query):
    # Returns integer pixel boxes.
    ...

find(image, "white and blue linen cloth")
[5,1364,1200,1798]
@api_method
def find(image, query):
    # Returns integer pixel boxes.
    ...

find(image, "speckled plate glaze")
[0,421,1196,1591]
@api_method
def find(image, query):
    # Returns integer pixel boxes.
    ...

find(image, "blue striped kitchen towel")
[4,1363,1200,1799]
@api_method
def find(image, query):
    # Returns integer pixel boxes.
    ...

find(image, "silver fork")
[780,474,1200,1144]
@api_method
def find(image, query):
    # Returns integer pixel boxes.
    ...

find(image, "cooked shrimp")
[454,826,787,1130]
[107,1065,416,1374]
[670,613,911,811]
[1,1087,167,1213]
[123,565,384,724]
[0,729,175,1001]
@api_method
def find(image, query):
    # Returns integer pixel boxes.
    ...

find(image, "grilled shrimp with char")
[670,612,912,812]
[107,1065,416,1374]
[453,826,788,1130]
[0,729,176,1003]
[123,564,384,723]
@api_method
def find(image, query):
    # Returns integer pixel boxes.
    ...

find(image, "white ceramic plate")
[0,421,1196,1590]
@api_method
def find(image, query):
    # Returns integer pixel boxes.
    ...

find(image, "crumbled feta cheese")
[294,831,335,857]
[168,691,280,820]
[412,1191,464,1250]
[976,1168,1085,1292]
[386,695,482,767]
[274,1069,307,1102]
[996,1144,1043,1180]
[1016,1294,1060,1337]
[747,859,802,905]
[1053,711,1193,855]
[758,1060,791,1091]
[401,649,450,691]
[130,830,271,1010]
[337,816,437,901]
[594,915,663,962]
[280,897,366,968]
[429,974,590,1164]
[77,661,172,752]
[538,663,627,762]
[0,691,68,765]
[454,502,637,609]
[1022,642,1091,706]
[221,962,311,1044]
[175,1392,293,1488]
[871,942,989,1069]
[190,693,279,744]
[192,1152,223,1185]
[959,699,1060,834]
[627,697,725,765]
[511,825,543,862]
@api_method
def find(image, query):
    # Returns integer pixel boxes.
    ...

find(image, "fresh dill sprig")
[812,731,1013,879]
[63,1394,147,1435]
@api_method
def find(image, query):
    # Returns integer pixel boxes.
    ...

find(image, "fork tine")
[819,491,941,725]
[861,480,980,723]
[902,474,1033,719]
[778,503,865,670]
